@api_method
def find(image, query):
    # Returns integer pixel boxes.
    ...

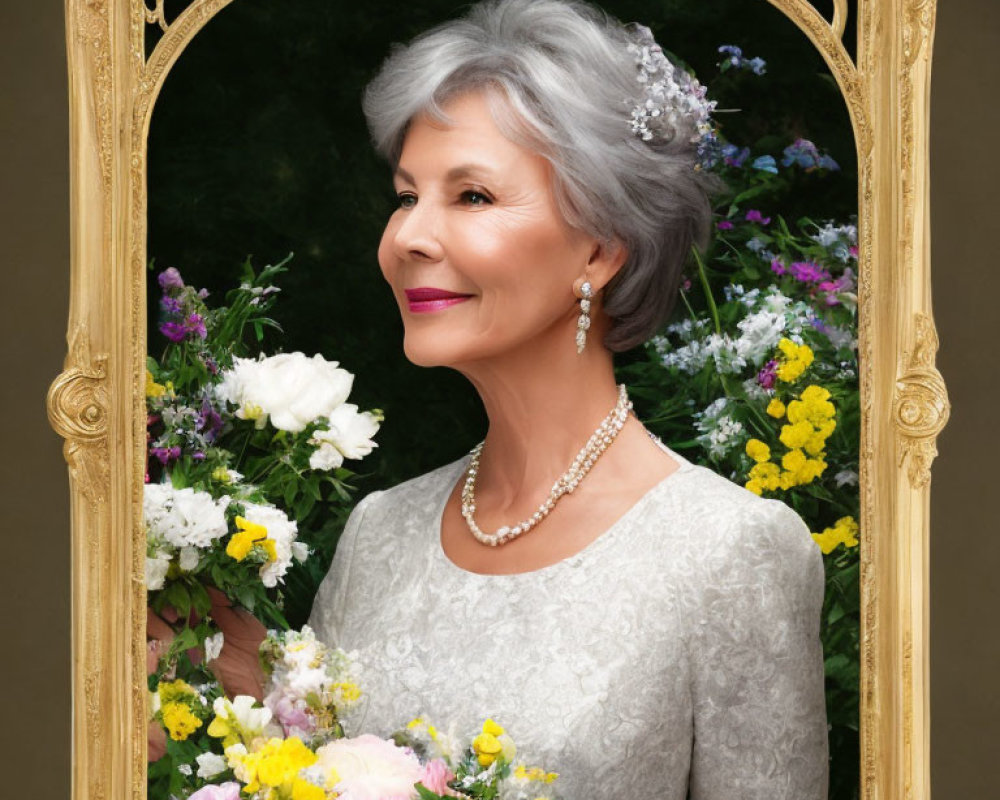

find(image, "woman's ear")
[587,237,628,292]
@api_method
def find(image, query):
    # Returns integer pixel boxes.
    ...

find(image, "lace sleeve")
[687,498,829,800]
[307,489,383,648]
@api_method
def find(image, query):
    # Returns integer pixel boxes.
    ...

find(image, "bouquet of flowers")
[151,626,559,799]
[146,259,560,799]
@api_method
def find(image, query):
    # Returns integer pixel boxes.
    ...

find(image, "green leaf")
[189,582,212,618]
[164,582,191,618]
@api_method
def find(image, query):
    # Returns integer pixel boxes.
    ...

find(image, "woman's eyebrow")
[394,163,495,185]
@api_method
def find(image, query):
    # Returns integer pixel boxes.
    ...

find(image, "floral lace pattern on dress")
[308,443,829,800]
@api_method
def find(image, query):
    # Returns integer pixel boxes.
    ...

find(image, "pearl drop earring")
[575,280,593,354]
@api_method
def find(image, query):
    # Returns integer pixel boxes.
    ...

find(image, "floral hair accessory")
[625,24,720,167]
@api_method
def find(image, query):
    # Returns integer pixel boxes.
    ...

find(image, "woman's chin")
[401,332,468,368]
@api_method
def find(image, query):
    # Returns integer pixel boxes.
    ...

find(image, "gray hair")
[361,0,724,352]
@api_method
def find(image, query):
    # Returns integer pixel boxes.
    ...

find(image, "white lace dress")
[308,441,829,799]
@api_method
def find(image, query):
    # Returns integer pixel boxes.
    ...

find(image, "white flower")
[144,483,230,549]
[213,695,275,738]
[215,352,354,433]
[177,764,193,776]
[309,404,382,470]
[178,546,200,572]
[834,469,859,487]
[195,751,228,779]
[204,632,224,663]
[145,553,171,591]
[239,502,299,588]
[291,541,310,562]
[314,734,423,799]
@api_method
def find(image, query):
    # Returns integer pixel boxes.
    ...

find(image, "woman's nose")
[393,198,444,262]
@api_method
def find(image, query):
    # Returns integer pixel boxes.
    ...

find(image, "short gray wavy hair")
[361,0,723,352]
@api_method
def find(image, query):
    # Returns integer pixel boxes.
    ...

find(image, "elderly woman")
[304,1,830,798]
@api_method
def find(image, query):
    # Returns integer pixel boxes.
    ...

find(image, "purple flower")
[782,138,840,172]
[158,321,188,343]
[789,261,831,283]
[752,155,778,174]
[745,209,771,225]
[159,295,182,315]
[849,245,859,259]
[185,312,207,339]
[157,267,184,290]
[198,288,210,299]
[722,143,750,168]
[191,451,206,461]
[770,257,787,276]
[810,316,830,333]
[716,220,734,230]
[151,446,181,465]
[196,398,223,442]
[757,359,778,390]
[717,45,766,75]
[718,44,743,63]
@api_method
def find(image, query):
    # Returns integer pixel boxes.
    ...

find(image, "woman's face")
[377,90,602,369]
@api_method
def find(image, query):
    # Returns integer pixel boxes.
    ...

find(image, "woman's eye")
[396,193,417,209]
[461,190,492,207]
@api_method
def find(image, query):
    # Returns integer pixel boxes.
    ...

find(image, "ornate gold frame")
[46,1,947,798]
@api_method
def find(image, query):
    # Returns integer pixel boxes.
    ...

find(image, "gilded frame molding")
[47,0,947,797]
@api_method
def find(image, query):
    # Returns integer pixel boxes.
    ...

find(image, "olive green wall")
[1,1,995,796]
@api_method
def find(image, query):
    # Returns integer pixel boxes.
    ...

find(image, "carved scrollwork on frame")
[894,313,951,488]
[55,1,947,799]
[46,323,110,508]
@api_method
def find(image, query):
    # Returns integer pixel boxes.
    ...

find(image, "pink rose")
[315,734,423,800]
[188,783,241,800]
[418,758,459,796]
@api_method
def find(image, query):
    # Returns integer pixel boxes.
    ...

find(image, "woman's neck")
[454,322,622,510]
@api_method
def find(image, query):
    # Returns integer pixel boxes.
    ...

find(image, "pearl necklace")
[461,383,634,547]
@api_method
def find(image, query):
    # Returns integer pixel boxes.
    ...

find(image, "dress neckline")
[433,438,696,579]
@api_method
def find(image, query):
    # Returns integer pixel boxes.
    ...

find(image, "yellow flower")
[775,338,815,384]
[291,779,326,800]
[745,438,771,463]
[811,516,860,554]
[779,421,814,450]
[226,516,270,562]
[744,478,764,496]
[241,403,265,421]
[157,679,197,705]
[766,398,786,418]
[515,764,559,783]
[331,681,362,704]
[233,737,317,793]
[145,369,166,398]
[482,718,505,737]
[161,700,202,741]
[749,462,781,491]
[473,732,503,767]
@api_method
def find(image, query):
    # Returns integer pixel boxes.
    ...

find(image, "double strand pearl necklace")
[461,383,634,547]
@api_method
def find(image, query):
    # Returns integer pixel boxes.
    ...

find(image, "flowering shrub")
[620,44,860,798]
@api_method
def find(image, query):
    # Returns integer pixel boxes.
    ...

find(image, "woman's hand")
[146,606,176,762]
[145,587,268,762]
[203,586,268,702]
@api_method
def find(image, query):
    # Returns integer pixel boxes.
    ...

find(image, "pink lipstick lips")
[404,287,474,313]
